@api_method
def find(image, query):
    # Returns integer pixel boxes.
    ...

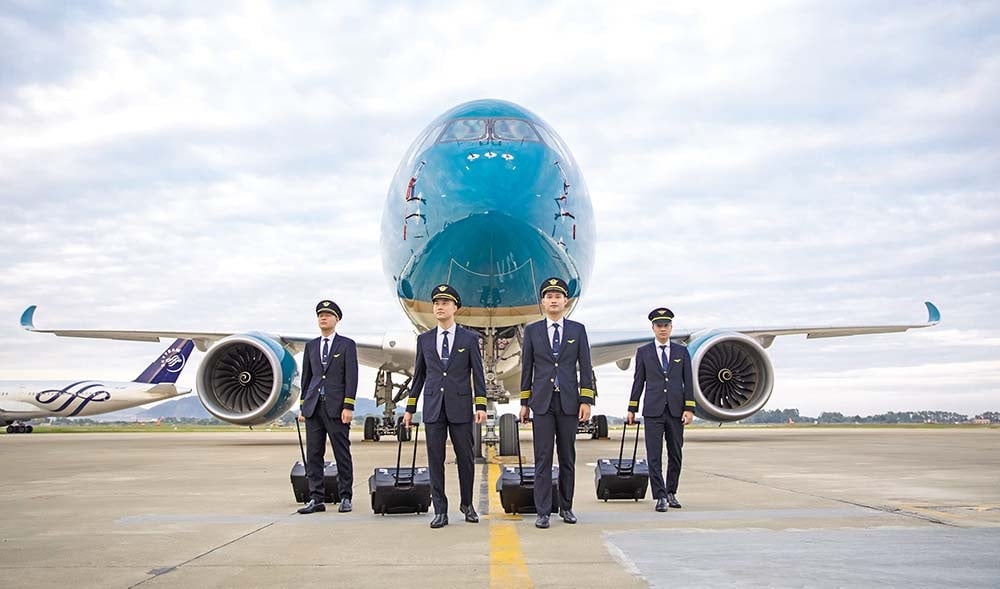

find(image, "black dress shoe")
[430,514,449,528]
[666,493,682,509]
[655,497,668,512]
[338,498,352,513]
[558,508,578,524]
[460,504,479,523]
[535,514,550,529]
[297,499,326,514]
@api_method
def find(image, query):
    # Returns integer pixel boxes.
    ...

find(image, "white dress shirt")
[436,324,456,360]
[547,318,565,350]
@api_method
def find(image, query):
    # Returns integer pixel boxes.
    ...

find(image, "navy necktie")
[659,345,668,372]
[322,338,330,365]
[441,330,450,363]
[552,324,561,389]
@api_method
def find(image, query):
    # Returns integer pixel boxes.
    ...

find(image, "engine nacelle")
[195,333,300,426]
[687,331,774,422]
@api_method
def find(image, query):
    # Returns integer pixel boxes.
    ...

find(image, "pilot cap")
[316,300,342,319]
[539,277,569,297]
[649,308,674,324]
[431,283,461,308]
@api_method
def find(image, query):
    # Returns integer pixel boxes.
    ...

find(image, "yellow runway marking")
[488,449,532,588]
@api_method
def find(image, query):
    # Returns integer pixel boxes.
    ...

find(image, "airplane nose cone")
[396,213,581,328]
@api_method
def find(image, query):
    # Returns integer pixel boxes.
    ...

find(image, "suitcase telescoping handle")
[295,415,307,467]
[394,423,420,488]
[515,418,535,485]
[616,420,642,475]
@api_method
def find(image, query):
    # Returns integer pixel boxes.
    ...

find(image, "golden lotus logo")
[438,286,447,292]
[549,279,558,285]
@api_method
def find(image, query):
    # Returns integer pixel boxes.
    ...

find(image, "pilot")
[297,300,358,514]
[626,308,695,512]
[403,284,487,529]
[519,277,594,528]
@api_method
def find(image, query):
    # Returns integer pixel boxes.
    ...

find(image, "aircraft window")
[534,125,570,162]
[439,119,487,142]
[492,119,540,142]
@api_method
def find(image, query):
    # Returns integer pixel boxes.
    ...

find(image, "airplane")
[1,338,195,433]
[18,99,940,452]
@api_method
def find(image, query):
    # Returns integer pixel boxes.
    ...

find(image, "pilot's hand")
[519,406,531,424]
[627,411,636,425]
[681,411,693,426]
[297,414,305,423]
[403,411,413,428]
[475,410,487,424]
[578,403,591,423]
[341,409,353,425]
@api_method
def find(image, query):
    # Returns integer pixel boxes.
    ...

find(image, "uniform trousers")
[644,408,684,499]
[531,392,578,513]
[305,396,354,502]
[424,396,475,514]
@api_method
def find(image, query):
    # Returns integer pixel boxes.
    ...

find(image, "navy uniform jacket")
[300,334,359,419]
[406,325,487,423]
[628,341,695,418]
[519,318,595,414]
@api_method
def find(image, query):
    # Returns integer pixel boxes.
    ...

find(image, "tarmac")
[1,426,999,588]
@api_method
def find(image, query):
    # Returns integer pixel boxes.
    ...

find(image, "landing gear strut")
[363,370,412,442]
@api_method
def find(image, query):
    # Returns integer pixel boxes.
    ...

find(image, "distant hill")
[137,395,214,419]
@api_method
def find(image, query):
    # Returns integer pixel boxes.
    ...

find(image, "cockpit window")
[533,124,570,162]
[492,119,540,142]
[439,119,487,142]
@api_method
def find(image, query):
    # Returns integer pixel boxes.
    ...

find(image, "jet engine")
[687,331,774,422]
[195,333,299,425]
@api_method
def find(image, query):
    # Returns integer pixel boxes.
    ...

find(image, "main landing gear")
[5,422,34,434]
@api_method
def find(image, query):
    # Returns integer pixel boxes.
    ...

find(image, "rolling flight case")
[594,421,649,501]
[495,420,559,514]
[368,423,431,515]
[290,417,340,503]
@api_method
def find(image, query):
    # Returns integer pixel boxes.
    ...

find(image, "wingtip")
[924,301,941,324]
[20,305,37,330]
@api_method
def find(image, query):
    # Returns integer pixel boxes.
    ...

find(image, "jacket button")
[554,363,558,367]
[550,378,555,383]
[321,375,326,380]
[440,387,445,392]
[443,372,447,376]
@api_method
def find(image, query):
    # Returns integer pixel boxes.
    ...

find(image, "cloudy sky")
[1,1,997,418]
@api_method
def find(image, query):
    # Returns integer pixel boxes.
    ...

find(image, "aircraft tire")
[596,414,609,439]
[498,413,518,456]
[473,422,483,459]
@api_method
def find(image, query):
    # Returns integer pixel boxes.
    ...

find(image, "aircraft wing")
[19,305,398,370]
[588,301,940,368]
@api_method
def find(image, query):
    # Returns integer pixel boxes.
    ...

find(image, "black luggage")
[495,420,559,514]
[594,421,649,501]
[290,461,340,503]
[290,417,341,504]
[368,423,431,515]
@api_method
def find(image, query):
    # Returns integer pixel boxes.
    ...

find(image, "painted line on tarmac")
[488,448,532,588]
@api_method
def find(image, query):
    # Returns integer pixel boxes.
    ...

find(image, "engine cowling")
[687,331,774,422]
[195,333,300,426]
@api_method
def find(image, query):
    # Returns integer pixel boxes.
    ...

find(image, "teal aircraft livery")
[20,100,939,451]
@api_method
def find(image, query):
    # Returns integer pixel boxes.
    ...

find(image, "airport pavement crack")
[692,469,961,527]
[127,521,277,588]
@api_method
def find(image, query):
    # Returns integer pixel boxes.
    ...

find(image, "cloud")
[1,1,997,418]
